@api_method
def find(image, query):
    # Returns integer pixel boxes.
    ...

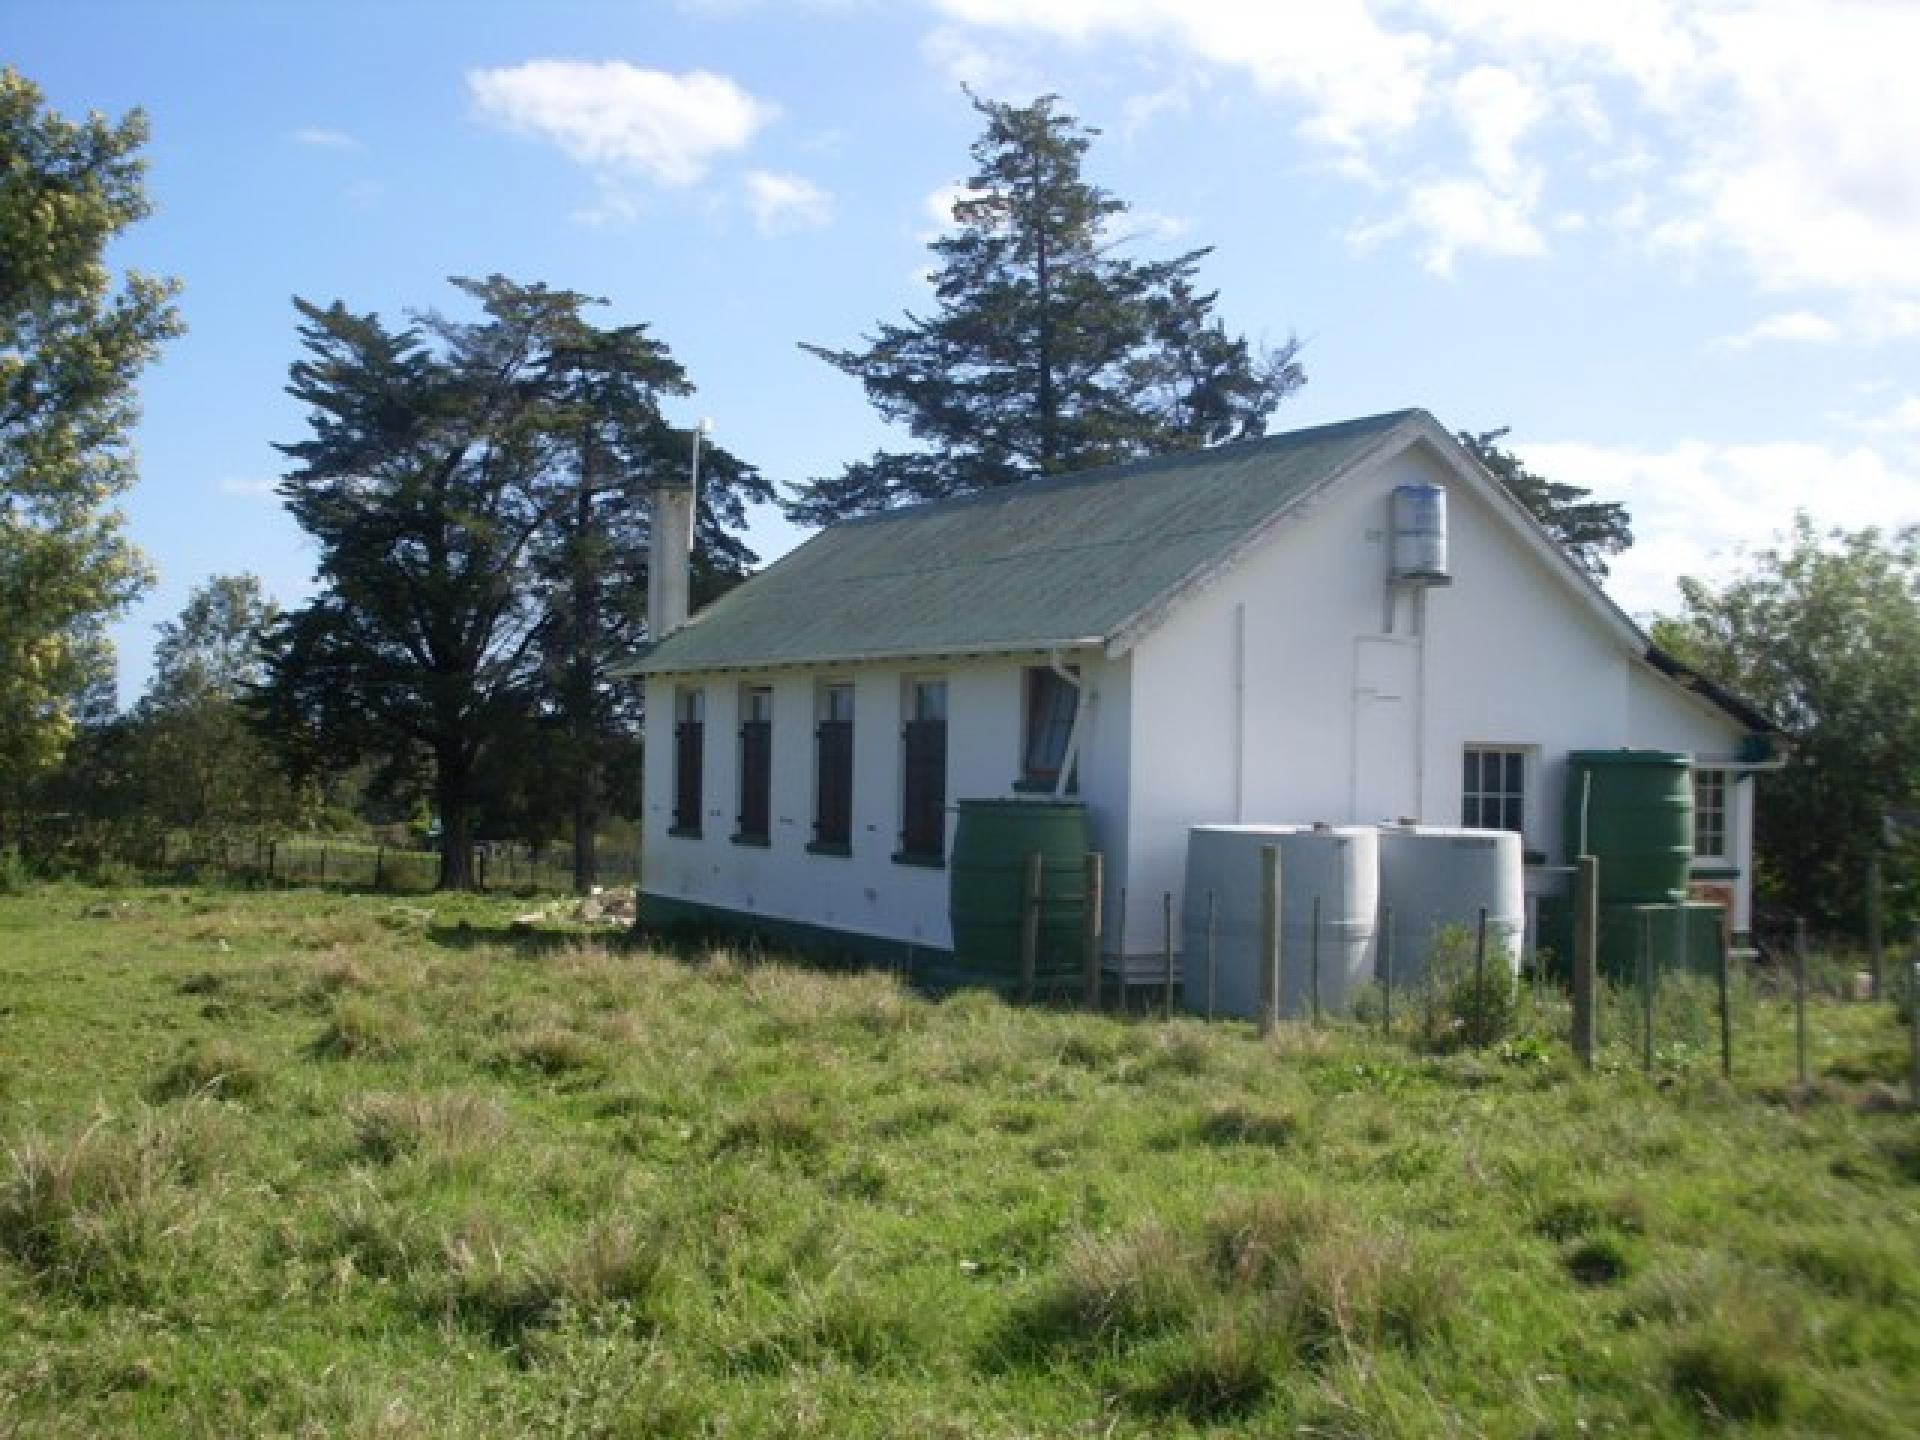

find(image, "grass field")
[1,882,1917,1437]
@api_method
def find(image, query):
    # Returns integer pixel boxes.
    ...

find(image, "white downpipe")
[1232,603,1246,823]
[1048,649,1085,799]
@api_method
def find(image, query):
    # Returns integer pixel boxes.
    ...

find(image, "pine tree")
[259,278,763,890]
[1459,428,1632,579]
[788,92,1303,523]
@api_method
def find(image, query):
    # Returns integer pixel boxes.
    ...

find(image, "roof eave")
[628,636,1108,678]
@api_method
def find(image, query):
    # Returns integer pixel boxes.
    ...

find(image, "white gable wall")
[1120,439,1748,962]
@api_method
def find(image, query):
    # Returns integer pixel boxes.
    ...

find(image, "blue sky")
[15,0,1920,697]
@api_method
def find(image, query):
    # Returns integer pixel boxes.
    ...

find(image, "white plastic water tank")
[1182,824,1379,1020]
[1376,825,1523,989]
[1389,483,1451,583]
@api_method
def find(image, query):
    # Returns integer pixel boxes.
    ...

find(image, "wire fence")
[135,832,640,896]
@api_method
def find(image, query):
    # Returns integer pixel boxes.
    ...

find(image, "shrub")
[1416,923,1517,1052]
[0,847,31,895]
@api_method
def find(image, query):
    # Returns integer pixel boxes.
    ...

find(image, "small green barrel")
[949,799,1089,986]
[1564,750,1693,904]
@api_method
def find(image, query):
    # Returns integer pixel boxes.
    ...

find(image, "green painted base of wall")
[634,892,1094,998]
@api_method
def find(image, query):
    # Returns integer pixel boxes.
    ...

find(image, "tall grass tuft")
[312,996,420,1060]
[1011,1222,1200,1355]
[0,1106,231,1301]
[151,1038,269,1101]
[1129,1311,1281,1422]
[347,1090,509,1166]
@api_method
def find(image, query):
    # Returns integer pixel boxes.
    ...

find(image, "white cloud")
[920,24,1029,94]
[923,182,970,229]
[1717,310,1842,349]
[929,0,1920,306]
[1854,395,1920,436]
[219,476,278,499]
[743,169,833,233]
[467,61,775,187]
[1353,173,1546,275]
[1450,64,1545,190]
[1517,436,1920,617]
[291,126,362,150]
[931,0,1436,153]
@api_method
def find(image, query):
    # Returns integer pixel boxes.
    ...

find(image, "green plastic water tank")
[949,799,1089,985]
[1564,750,1693,904]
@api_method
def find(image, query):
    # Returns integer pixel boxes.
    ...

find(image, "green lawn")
[1,882,1916,1437]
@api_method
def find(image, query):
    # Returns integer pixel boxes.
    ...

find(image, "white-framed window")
[1021,665,1079,791]
[1693,767,1728,860]
[1462,745,1528,835]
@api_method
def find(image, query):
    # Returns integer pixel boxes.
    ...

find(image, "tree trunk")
[572,786,597,894]
[435,750,475,890]
[568,438,600,896]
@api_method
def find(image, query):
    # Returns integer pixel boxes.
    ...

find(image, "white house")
[623,410,1778,977]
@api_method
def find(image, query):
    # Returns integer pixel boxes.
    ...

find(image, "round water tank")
[1390,483,1450,583]
[1182,825,1378,1020]
[949,799,1089,987]
[1376,825,1523,990]
[1563,750,1692,904]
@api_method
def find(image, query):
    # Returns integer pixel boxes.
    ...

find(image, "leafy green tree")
[131,574,295,835]
[1458,428,1632,578]
[260,277,761,890]
[788,91,1303,523]
[0,67,180,820]
[1654,517,1920,936]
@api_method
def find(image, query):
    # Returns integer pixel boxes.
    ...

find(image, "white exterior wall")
[639,648,1127,954]
[1121,441,1752,961]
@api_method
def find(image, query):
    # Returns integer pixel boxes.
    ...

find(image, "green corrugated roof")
[633,409,1426,675]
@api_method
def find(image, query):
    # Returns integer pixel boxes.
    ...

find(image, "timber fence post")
[1162,892,1175,1021]
[1082,852,1103,1012]
[1572,857,1597,1068]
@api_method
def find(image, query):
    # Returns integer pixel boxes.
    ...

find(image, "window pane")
[1504,797,1524,832]
[1463,751,1478,793]
[1505,752,1524,794]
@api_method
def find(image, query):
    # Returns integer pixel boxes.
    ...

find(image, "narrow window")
[735,685,772,844]
[1461,745,1527,835]
[1022,665,1079,791]
[1693,768,1727,859]
[813,683,854,853]
[671,688,704,835]
[899,679,947,863]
